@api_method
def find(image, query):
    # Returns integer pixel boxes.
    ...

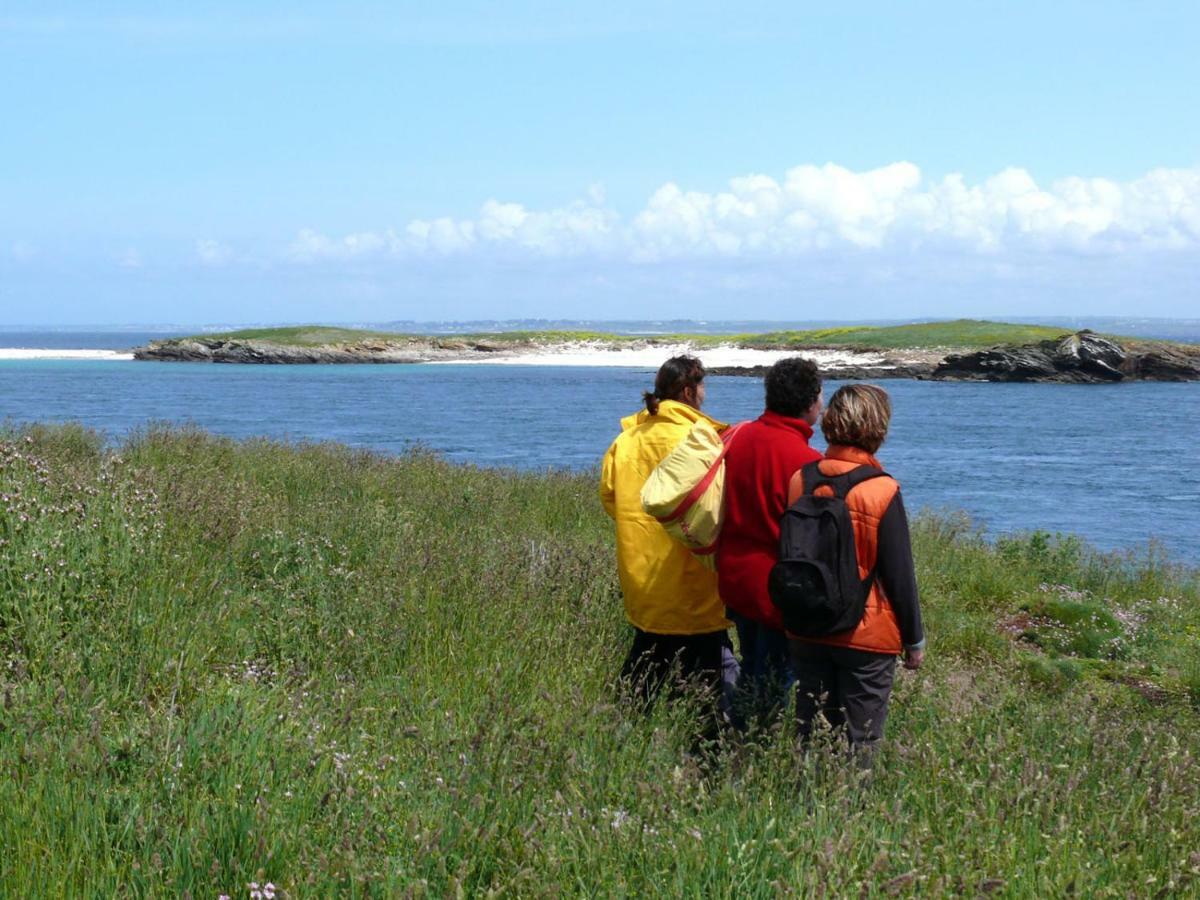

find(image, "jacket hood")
[758,410,815,440]
[620,399,727,433]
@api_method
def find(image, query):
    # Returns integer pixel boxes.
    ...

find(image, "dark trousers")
[728,608,794,729]
[790,641,896,757]
[620,627,728,711]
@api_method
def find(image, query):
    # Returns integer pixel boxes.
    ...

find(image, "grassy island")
[178,319,1079,351]
[2,425,1198,896]
[138,320,1200,381]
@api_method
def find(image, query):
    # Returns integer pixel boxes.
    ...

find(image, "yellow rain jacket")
[599,400,730,635]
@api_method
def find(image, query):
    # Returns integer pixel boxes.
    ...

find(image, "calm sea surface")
[2,335,1198,562]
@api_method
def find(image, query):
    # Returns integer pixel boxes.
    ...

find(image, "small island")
[133,319,1200,383]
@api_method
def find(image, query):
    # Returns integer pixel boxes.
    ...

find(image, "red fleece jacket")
[717,411,822,630]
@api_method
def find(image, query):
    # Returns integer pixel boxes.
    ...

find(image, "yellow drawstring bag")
[640,422,745,570]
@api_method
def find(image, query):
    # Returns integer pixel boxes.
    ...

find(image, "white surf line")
[0,348,135,360]
[433,341,888,369]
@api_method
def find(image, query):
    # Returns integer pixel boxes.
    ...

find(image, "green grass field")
[2,425,1198,897]
[177,319,1085,352]
[190,327,620,348]
[731,320,1072,350]
[192,326,419,346]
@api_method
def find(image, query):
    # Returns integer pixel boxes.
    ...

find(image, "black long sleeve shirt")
[875,490,924,649]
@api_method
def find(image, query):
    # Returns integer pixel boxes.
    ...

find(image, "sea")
[2,322,1199,563]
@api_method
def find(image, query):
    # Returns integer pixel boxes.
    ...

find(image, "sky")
[1,1,1198,325]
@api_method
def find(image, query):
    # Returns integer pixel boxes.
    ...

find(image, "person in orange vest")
[599,356,733,712]
[786,384,925,762]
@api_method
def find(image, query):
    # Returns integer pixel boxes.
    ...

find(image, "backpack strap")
[721,421,747,447]
[840,464,889,496]
[798,462,888,500]
[830,465,888,596]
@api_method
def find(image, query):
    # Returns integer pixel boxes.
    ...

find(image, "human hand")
[903,647,924,671]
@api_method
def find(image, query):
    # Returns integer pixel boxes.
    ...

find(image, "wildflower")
[248,884,263,900]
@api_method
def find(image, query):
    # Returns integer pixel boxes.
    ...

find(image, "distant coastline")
[130,320,1200,383]
[0,348,134,361]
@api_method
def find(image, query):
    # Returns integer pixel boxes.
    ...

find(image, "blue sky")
[1,1,1198,325]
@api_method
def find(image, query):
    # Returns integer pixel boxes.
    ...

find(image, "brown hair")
[644,355,705,415]
[821,384,891,453]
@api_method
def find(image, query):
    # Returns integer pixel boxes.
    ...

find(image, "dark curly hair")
[644,355,706,415]
[764,357,822,418]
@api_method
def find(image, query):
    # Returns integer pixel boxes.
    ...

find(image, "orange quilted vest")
[785,445,903,654]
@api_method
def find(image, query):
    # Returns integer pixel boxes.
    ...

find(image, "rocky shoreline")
[713,332,1200,383]
[709,356,940,381]
[132,336,513,365]
[134,331,1200,382]
[932,332,1200,382]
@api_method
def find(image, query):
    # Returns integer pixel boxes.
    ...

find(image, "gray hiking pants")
[789,641,896,757]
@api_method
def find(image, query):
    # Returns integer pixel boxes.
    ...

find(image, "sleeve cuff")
[904,638,926,651]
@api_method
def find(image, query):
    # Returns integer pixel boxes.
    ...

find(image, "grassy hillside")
[183,326,419,345]
[175,326,619,347]
[2,425,1198,896]
[176,319,1078,352]
[731,320,1073,350]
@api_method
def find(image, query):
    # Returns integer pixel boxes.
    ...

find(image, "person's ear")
[805,395,823,425]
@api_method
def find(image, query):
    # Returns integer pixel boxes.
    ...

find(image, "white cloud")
[196,238,232,266]
[117,248,143,269]
[285,163,1200,264]
[404,218,475,255]
[288,228,395,262]
[405,197,619,256]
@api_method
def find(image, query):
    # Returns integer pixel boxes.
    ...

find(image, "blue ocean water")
[0,330,176,350]
[2,349,1198,561]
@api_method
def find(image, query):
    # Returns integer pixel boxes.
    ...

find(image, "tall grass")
[1,425,1198,897]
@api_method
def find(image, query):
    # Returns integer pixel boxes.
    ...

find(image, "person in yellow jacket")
[600,355,732,709]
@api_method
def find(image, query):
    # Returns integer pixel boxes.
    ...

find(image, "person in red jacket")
[787,384,924,764]
[717,357,823,727]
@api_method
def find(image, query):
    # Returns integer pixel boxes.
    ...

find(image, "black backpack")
[767,462,887,637]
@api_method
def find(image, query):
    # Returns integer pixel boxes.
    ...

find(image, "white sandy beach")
[434,342,888,369]
[0,349,134,360]
[1,342,899,369]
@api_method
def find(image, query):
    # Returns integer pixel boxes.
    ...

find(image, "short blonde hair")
[821,384,891,453]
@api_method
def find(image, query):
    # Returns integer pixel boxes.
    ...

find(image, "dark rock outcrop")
[1119,342,1200,381]
[709,360,936,380]
[933,331,1200,383]
[133,337,503,364]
